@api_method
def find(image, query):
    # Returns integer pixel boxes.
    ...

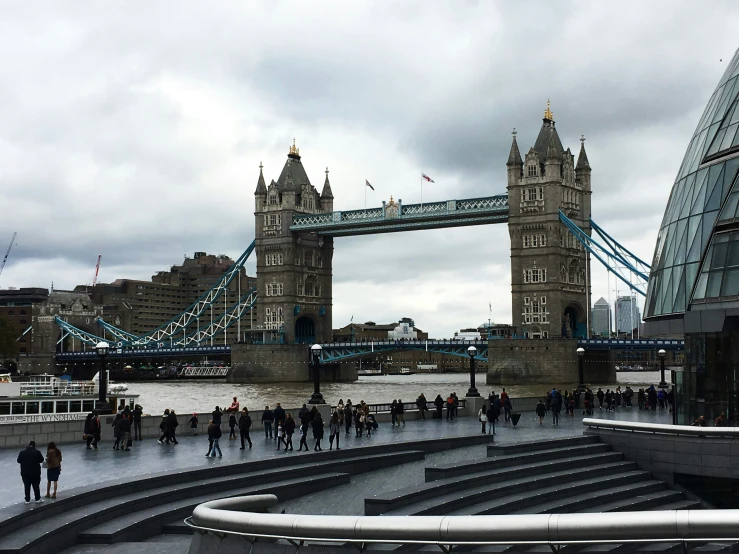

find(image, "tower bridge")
[51,103,656,384]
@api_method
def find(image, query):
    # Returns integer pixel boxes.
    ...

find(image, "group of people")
[83,403,145,451]
[477,389,514,433]
[16,440,62,503]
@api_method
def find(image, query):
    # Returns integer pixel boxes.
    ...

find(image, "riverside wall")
[228,344,357,383]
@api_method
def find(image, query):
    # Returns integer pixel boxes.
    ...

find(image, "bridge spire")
[321,166,334,200]
[254,161,267,196]
[506,128,523,167]
[576,135,591,170]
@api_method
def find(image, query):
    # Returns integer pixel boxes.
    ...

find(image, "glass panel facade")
[692,230,739,301]
[646,48,739,318]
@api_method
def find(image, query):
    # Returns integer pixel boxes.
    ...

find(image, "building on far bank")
[0,287,49,358]
[591,297,612,337]
[478,322,515,339]
[332,317,428,342]
[615,296,641,334]
[79,251,256,342]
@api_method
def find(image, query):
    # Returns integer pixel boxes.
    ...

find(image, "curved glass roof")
[645,48,739,318]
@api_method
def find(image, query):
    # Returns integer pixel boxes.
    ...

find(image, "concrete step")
[426,443,611,481]
[160,520,192,535]
[0,448,424,554]
[581,489,683,513]
[448,471,653,515]
[76,472,349,545]
[368,452,627,515]
[487,435,600,456]
[382,462,640,516]
[60,535,192,554]
[651,500,703,511]
[0,433,484,541]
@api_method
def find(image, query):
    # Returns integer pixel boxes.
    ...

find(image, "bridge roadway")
[0,405,672,512]
[54,337,684,363]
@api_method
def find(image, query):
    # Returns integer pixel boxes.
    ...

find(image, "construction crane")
[0,232,17,278]
[92,255,102,287]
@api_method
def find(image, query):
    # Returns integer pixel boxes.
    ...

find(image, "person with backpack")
[446,394,455,420]
[238,408,252,449]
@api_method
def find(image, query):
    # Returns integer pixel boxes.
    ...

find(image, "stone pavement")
[0,405,673,510]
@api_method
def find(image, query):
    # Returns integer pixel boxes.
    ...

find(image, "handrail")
[583,418,739,438]
[186,495,739,546]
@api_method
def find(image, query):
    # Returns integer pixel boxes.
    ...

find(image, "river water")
[123,371,668,414]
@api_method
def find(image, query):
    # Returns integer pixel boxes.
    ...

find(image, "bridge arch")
[294,315,316,344]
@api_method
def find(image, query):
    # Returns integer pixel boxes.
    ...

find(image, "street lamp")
[95,341,111,414]
[658,349,667,388]
[576,347,585,392]
[466,345,480,397]
[308,343,325,404]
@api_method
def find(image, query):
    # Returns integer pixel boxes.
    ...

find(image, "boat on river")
[0,373,138,424]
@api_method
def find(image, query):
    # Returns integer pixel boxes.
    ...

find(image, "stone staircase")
[0,434,493,554]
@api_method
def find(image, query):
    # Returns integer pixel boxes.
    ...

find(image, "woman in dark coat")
[311,413,324,451]
[433,395,444,419]
[283,413,296,451]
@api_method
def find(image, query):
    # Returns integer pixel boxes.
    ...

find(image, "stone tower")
[253,141,334,343]
[507,102,592,339]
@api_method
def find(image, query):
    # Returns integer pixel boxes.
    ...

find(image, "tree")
[0,315,20,363]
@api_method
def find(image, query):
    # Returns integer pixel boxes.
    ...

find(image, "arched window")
[527,165,537,177]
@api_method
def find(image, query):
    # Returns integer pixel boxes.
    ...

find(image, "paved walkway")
[0,406,673,509]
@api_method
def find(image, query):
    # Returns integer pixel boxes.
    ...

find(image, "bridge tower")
[253,141,334,344]
[507,102,592,339]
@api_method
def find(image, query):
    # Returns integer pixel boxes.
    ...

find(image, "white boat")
[0,373,138,424]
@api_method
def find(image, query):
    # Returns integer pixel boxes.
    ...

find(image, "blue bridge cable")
[173,288,257,347]
[558,211,648,297]
[589,218,651,276]
[89,239,256,347]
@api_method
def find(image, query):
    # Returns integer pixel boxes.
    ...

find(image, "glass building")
[644,48,739,425]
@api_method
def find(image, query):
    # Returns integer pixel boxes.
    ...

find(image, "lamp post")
[95,341,111,415]
[308,343,325,404]
[576,347,585,392]
[466,345,480,397]
[658,349,667,388]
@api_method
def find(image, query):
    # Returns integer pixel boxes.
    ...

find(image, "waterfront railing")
[185,494,739,550]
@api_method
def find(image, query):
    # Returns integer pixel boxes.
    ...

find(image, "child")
[189,413,199,436]
[536,399,546,425]
[228,413,237,440]
[276,422,287,451]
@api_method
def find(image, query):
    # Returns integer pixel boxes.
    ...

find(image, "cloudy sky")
[1,2,738,337]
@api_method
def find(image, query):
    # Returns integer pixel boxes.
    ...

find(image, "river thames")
[122,371,668,414]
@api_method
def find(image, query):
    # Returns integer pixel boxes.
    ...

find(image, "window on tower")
[527,164,537,177]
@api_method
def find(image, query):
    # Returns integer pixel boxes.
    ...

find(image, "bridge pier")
[486,338,615,387]
[229,343,357,383]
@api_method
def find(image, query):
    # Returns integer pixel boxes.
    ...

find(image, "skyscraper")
[615,296,641,334]
[591,297,612,336]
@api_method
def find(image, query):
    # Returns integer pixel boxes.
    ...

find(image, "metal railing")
[357,399,466,414]
[583,418,739,438]
[185,495,739,549]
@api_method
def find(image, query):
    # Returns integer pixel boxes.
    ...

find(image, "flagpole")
[364,180,367,212]
[421,174,423,208]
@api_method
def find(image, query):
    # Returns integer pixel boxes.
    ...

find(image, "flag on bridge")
[421,173,435,183]
[365,180,374,190]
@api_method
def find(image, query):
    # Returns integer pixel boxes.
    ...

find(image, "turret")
[545,136,561,180]
[254,162,267,211]
[576,135,592,191]
[320,167,334,212]
[506,129,523,187]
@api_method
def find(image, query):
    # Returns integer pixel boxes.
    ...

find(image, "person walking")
[486,404,496,435]
[88,412,101,450]
[390,400,398,427]
[503,396,513,423]
[207,420,223,458]
[551,389,562,425]
[536,399,547,425]
[45,442,62,499]
[84,412,94,449]
[167,409,179,444]
[343,403,353,434]
[261,405,274,438]
[395,399,406,426]
[17,441,44,504]
[189,413,199,435]
[132,404,143,441]
[597,388,604,410]
[415,393,427,419]
[228,413,238,440]
[298,419,310,451]
[212,406,223,427]
[276,421,287,451]
[446,394,455,420]
[478,404,488,434]
[238,408,252,449]
[329,412,341,450]
[284,413,296,451]
[112,412,124,450]
[158,409,170,444]
[119,413,132,451]
[274,403,286,431]
[354,408,363,438]
[312,412,324,451]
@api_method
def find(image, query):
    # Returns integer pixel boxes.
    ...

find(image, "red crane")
[92,255,102,287]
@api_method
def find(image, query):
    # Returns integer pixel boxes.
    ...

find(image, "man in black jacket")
[239,408,252,449]
[167,410,179,445]
[17,441,44,504]
[273,403,286,430]
[133,404,143,441]
[261,406,274,438]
